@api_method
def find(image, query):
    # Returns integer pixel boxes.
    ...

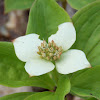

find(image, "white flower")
[13,22,91,76]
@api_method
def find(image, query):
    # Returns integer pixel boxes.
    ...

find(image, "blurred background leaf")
[4,0,61,13]
[0,92,34,100]
[5,0,34,13]
[67,0,100,10]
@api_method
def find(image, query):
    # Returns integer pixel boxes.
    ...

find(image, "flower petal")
[25,59,55,76]
[13,34,43,62]
[56,49,91,74]
[48,22,76,51]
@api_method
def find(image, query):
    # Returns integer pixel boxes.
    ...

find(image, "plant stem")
[51,68,59,85]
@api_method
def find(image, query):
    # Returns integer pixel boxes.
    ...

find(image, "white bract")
[13,22,91,76]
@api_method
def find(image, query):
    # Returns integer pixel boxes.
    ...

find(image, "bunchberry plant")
[0,0,100,100]
[13,22,90,76]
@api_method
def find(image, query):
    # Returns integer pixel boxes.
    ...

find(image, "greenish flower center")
[37,40,63,61]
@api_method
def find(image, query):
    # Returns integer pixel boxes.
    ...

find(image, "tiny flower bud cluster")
[37,40,63,61]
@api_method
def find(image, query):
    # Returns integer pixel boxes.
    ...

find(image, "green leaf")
[5,0,34,13]
[0,92,34,100]
[72,1,100,67]
[71,2,100,99]
[71,66,100,99]
[0,42,55,90]
[25,75,70,100]
[86,97,97,100]
[55,75,70,99]
[25,92,54,100]
[67,0,100,10]
[26,0,71,41]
